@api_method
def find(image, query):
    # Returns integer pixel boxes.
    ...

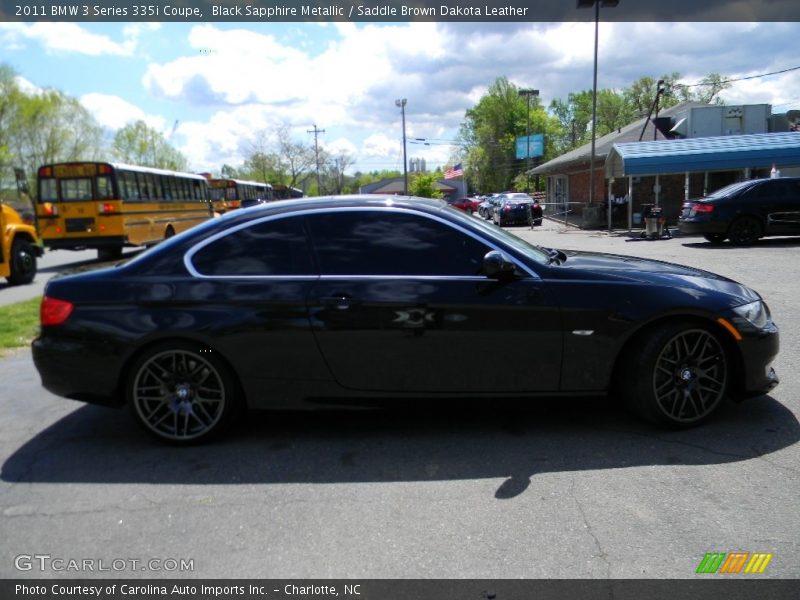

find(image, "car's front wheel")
[727,216,761,245]
[127,342,239,444]
[622,321,729,427]
[6,238,37,285]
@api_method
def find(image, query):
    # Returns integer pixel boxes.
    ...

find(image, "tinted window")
[743,181,794,201]
[192,217,313,276]
[307,210,490,276]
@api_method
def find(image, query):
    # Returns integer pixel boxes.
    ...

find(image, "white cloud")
[0,23,143,56]
[80,93,165,131]
[12,20,795,175]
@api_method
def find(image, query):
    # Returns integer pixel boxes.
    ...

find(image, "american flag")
[444,163,464,179]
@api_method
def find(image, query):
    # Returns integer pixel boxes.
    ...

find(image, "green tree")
[318,149,355,195]
[408,172,443,199]
[457,76,557,193]
[240,124,316,192]
[0,65,21,171]
[1,67,103,196]
[111,120,187,170]
[673,72,730,105]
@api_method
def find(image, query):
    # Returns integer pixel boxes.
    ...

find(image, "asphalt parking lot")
[1,219,798,580]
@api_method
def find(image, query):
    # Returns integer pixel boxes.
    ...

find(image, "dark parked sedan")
[678,177,800,244]
[493,194,537,226]
[33,196,779,443]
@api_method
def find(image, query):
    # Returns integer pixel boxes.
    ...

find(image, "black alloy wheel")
[127,343,238,444]
[623,322,729,426]
[727,216,762,246]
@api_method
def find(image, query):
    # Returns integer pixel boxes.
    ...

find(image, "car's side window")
[788,180,800,201]
[191,216,314,276]
[306,210,491,276]
[773,181,798,201]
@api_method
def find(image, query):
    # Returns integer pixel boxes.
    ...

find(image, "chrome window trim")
[184,206,540,280]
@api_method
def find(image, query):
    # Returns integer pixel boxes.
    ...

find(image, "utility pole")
[395,99,408,194]
[517,88,539,193]
[307,124,325,195]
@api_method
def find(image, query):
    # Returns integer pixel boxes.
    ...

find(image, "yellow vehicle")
[0,194,41,285]
[37,162,213,260]
[208,178,272,213]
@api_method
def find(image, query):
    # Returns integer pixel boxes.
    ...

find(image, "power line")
[675,65,800,89]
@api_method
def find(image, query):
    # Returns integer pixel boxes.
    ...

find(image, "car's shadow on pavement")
[682,236,800,250]
[2,396,797,500]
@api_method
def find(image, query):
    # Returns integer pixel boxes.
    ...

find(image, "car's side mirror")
[483,250,517,279]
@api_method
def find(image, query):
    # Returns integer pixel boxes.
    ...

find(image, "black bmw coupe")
[33,196,780,443]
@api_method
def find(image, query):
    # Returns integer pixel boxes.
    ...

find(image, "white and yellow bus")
[37,162,213,260]
[208,177,273,213]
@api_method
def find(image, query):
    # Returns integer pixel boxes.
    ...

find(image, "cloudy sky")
[1,20,799,175]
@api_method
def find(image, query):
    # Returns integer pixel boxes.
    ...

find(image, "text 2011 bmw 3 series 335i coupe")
[33,196,780,444]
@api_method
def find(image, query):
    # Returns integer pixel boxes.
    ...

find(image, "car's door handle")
[320,295,353,310]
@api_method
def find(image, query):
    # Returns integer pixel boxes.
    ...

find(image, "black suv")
[678,177,800,245]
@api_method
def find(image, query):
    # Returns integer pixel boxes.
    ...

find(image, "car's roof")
[236,194,447,218]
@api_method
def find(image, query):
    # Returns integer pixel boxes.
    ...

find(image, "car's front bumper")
[732,321,780,398]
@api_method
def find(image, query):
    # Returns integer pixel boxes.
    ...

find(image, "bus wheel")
[97,246,123,261]
[7,238,37,285]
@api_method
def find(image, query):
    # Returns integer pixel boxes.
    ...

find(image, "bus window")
[145,173,159,200]
[135,172,149,200]
[97,175,114,199]
[60,178,93,201]
[40,177,58,202]
[193,180,204,200]
[161,175,174,202]
[119,171,137,200]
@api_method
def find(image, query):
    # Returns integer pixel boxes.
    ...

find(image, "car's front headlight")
[731,300,770,329]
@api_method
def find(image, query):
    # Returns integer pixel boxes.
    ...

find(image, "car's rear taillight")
[41,296,74,326]
[504,205,512,212]
[693,204,714,214]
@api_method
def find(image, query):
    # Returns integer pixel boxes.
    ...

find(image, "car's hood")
[549,250,760,304]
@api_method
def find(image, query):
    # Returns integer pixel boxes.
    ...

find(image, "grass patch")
[0,297,41,352]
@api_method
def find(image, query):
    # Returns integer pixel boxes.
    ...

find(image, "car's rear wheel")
[623,322,728,427]
[727,216,761,246]
[127,342,239,444]
[703,233,726,244]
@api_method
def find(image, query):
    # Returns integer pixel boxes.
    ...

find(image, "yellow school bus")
[208,178,273,213]
[0,194,41,285]
[37,162,212,260]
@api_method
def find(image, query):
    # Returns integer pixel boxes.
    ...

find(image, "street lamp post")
[517,88,539,193]
[395,99,408,195]
[577,0,619,232]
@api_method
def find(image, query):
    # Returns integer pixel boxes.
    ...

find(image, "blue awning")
[606,132,800,178]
